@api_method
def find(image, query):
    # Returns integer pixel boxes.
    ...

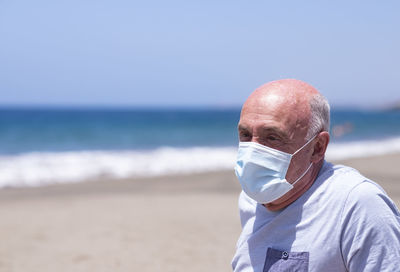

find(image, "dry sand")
[0,154,399,272]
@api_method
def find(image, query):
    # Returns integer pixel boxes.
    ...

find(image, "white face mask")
[235,135,317,204]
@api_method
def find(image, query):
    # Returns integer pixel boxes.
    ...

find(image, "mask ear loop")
[291,162,313,186]
[290,134,318,186]
[292,134,318,156]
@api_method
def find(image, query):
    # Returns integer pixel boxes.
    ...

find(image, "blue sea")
[1,107,400,188]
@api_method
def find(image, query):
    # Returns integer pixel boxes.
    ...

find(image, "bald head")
[241,79,329,143]
[253,79,319,97]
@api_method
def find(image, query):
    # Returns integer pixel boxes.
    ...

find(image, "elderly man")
[232,79,400,271]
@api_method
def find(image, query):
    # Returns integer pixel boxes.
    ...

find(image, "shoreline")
[1,152,399,200]
[2,136,400,188]
[0,152,399,271]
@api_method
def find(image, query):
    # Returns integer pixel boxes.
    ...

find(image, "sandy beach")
[1,153,399,272]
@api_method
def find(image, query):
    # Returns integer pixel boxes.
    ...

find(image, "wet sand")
[0,154,399,272]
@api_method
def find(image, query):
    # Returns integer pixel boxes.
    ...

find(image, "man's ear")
[311,131,330,163]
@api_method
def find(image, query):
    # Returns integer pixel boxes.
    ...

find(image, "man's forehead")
[246,89,288,106]
[241,92,299,120]
[239,88,311,139]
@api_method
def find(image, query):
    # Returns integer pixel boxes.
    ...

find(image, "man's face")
[237,89,315,205]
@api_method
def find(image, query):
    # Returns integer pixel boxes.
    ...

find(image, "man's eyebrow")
[259,126,289,140]
[237,124,249,131]
[259,126,283,134]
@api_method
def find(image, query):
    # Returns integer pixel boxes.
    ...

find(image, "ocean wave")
[0,147,237,188]
[1,137,400,188]
[326,137,400,160]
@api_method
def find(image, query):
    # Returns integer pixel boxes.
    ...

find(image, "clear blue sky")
[0,0,399,108]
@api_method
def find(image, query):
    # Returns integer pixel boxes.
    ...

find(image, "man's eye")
[239,131,251,140]
[266,135,280,142]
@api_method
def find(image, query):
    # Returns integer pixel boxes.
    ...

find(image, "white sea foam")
[0,147,237,188]
[1,137,400,188]
[326,137,400,161]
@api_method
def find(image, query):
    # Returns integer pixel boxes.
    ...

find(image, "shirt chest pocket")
[263,247,309,272]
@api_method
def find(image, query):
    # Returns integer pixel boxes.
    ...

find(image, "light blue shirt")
[232,161,400,272]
